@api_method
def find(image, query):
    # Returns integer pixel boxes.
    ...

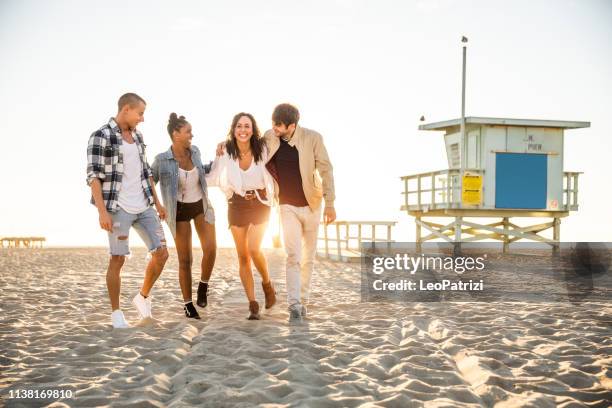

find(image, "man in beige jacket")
[264,103,336,321]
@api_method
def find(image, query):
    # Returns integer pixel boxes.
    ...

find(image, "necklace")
[239,149,251,158]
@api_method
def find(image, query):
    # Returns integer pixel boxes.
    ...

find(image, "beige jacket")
[264,126,335,210]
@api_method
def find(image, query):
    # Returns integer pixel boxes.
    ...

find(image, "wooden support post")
[553,217,561,254]
[416,216,422,253]
[335,223,341,259]
[345,224,349,250]
[324,224,329,259]
[502,217,509,253]
[454,216,462,255]
[372,225,376,249]
[573,174,579,208]
[431,175,436,209]
[565,174,572,210]
[417,176,422,209]
[357,224,362,250]
[415,216,423,253]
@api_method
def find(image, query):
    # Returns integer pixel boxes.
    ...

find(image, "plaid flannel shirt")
[86,118,155,213]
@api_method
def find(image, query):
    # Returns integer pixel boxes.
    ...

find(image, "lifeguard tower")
[401,37,589,251]
[400,117,588,251]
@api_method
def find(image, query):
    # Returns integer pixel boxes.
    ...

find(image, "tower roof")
[419,117,590,131]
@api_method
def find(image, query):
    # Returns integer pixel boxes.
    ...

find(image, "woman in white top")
[206,112,276,320]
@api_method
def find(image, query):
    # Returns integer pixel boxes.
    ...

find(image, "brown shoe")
[262,281,277,309]
[247,301,260,320]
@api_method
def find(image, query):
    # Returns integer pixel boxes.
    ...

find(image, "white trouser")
[280,204,321,307]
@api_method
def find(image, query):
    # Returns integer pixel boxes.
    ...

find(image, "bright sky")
[1,0,611,247]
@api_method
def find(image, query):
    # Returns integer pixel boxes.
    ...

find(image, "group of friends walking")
[86,93,336,328]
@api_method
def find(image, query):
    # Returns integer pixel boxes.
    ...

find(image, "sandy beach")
[1,248,610,407]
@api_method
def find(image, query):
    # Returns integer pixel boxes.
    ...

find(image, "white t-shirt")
[178,167,203,203]
[118,141,149,214]
[239,158,266,191]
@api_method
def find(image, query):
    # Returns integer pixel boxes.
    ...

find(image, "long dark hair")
[225,112,265,163]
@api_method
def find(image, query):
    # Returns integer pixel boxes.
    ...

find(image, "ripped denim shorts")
[107,206,166,256]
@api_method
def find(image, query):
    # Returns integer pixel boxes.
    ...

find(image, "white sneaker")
[145,296,152,317]
[132,292,152,319]
[288,304,302,322]
[111,310,130,329]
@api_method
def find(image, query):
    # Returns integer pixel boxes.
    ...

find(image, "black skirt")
[228,191,270,227]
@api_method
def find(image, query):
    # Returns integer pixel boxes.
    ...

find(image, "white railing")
[563,172,580,211]
[400,169,483,211]
[401,169,579,212]
[317,221,396,261]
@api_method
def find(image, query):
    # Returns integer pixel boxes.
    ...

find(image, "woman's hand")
[215,141,226,157]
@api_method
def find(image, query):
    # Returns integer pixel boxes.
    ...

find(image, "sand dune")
[1,248,610,407]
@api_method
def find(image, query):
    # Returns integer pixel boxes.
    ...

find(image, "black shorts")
[176,200,204,222]
[228,191,270,227]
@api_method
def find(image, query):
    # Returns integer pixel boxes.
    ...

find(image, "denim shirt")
[151,145,214,238]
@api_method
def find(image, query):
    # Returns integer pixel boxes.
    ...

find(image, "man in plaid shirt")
[86,93,169,329]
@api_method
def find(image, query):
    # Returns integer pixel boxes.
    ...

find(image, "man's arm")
[149,176,166,220]
[90,179,113,232]
[86,131,107,186]
[86,132,113,231]
[313,133,336,224]
[142,149,153,180]
[140,142,166,220]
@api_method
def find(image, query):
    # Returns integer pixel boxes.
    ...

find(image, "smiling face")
[122,101,146,130]
[234,115,253,144]
[272,121,296,139]
[172,123,193,148]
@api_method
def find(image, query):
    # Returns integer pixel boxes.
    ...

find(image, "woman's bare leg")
[193,214,216,282]
[175,221,193,302]
[230,225,256,301]
[247,222,270,284]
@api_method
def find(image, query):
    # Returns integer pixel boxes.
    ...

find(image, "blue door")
[495,153,547,209]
